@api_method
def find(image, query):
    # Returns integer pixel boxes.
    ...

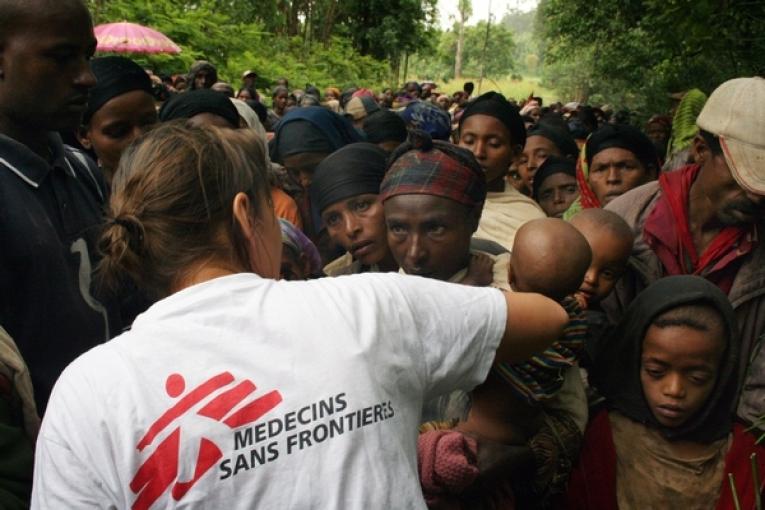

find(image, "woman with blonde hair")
[33,123,567,509]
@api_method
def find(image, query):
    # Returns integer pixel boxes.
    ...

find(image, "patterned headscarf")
[400,101,452,141]
[279,219,322,276]
[380,131,486,208]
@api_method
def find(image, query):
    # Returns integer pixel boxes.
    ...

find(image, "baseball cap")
[241,70,257,79]
[697,76,765,195]
[344,96,379,121]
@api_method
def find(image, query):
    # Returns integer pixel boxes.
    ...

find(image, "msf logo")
[129,372,282,510]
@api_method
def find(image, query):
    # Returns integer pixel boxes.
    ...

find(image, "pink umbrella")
[94,22,182,55]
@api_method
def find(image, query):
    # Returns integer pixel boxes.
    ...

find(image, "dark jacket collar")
[0,132,75,188]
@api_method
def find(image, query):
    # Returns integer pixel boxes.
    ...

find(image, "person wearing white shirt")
[32,123,567,510]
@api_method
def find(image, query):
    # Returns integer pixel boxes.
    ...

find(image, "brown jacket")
[601,181,765,426]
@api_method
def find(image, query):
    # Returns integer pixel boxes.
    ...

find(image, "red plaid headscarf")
[380,132,486,208]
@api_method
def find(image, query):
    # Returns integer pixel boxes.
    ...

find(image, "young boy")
[569,209,634,311]
[565,276,765,510]
[569,209,634,367]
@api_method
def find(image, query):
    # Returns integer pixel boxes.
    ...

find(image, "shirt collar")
[0,132,75,188]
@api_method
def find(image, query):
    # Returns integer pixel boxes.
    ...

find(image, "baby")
[462,218,592,443]
[418,219,593,507]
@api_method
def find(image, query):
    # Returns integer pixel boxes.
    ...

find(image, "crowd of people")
[1,0,764,508]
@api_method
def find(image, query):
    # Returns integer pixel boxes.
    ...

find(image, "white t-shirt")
[33,272,506,510]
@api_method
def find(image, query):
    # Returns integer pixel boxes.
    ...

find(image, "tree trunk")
[288,0,302,36]
[320,0,338,44]
[454,0,472,78]
[455,23,465,78]
[391,55,401,89]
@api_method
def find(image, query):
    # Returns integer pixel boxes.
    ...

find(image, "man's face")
[710,153,765,226]
[0,5,97,133]
[384,194,476,281]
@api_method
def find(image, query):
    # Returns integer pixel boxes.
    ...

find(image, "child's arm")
[461,253,495,287]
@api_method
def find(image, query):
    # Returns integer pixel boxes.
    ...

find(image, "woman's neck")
[170,261,243,294]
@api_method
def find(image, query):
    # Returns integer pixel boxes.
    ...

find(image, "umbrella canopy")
[94,22,181,55]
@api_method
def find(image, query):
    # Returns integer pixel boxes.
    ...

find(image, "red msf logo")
[129,372,282,510]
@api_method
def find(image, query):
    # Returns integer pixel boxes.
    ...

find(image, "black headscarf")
[309,143,387,213]
[527,123,579,159]
[187,60,217,90]
[585,124,660,173]
[83,56,153,125]
[591,275,740,443]
[363,110,408,145]
[269,107,363,164]
[158,89,240,128]
[532,155,576,201]
[459,91,526,148]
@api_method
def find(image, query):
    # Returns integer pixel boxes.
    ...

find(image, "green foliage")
[339,0,438,60]
[86,0,431,91]
[537,0,765,113]
[410,23,517,82]
[500,8,539,73]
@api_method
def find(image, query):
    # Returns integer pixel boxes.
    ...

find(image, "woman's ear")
[77,126,93,150]
[232,192,255,241]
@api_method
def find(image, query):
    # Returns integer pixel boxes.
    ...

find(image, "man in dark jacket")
[0,0,120,413]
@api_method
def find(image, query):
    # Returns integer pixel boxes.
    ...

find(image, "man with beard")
[602,77,765,428]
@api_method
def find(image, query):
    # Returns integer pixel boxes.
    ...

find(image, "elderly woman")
[32,123,567,509]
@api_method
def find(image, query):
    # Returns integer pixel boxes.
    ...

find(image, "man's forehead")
[1,0,93,39]
[386,194,466,218]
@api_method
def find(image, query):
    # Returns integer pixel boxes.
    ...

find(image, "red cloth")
[643,164,754,293]
[562,409,618,510]
[575,152,601,209]
[563,410,765,510]
[417,430,479,507]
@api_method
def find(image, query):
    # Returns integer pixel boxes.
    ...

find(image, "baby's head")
[570,209,634,307]
[509,218,592,302]
[641,302,727,429]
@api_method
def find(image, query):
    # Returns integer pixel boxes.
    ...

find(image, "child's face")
[640,324,724,428]
[575,227,631,307]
